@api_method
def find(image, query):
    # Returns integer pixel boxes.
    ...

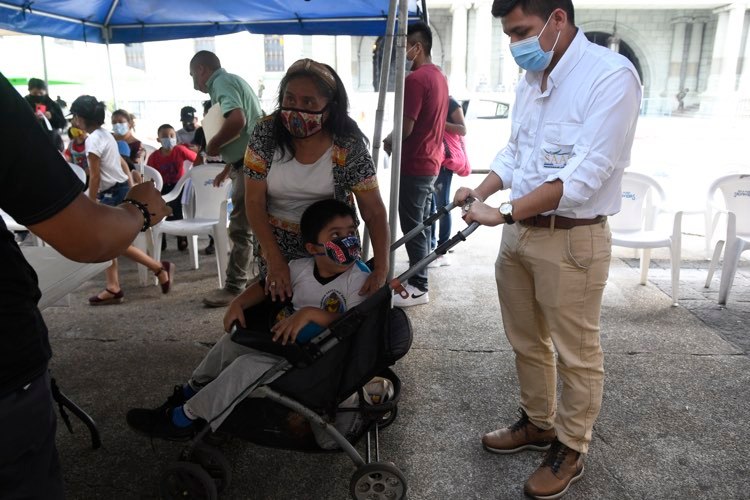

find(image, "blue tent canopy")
[0,0,422,43]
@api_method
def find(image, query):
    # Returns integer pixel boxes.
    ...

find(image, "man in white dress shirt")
[455,1,641,498]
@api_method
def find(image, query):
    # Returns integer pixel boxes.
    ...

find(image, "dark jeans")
[431,167,454,248]
[398,174,436,291]
[97,181,129,207]
[0,371,64,499]
[162,183,183,221]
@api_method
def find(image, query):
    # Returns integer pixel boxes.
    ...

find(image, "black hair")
[300,199,357,244]
[190,50,221,71]
[202,100,212,114]
[157,123,175,135]
[491,0,575,24]
[407,21,433,55]
[272,62,368,159]
[80,105,106,128]
[112,109,136,129]
[28,77,46,90]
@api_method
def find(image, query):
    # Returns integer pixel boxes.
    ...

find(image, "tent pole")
[387,0,409,281]
[361,0,398,262]
[40,36,49,86]
[105,35,118,108]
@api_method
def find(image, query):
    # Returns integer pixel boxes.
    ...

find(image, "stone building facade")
[352,0,750,116]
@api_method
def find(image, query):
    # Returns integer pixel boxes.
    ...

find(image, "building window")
[194,37,215,53]
[264,35,285,72]
[124,43,146,71]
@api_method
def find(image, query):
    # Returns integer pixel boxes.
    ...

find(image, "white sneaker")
[427,255,451,268]
[392,283,429,307]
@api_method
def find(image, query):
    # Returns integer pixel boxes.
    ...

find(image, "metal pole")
[387,0,409,281]
[105,35,118,108]
[361,0,398,262]
[40,36,49,86]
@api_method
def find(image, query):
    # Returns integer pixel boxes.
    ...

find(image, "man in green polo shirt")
[189,51,263,307]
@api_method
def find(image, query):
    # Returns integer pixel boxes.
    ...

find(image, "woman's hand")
[359,266,387,296]
[265,254,292,301]
[223,298,246,333]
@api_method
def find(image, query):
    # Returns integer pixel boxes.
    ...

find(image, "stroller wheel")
[160,462,218,500]
[188,443,232,493]
[350,461,407,500]
[377,405,398,430]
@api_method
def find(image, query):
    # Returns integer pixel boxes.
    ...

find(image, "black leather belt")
[519,215,607,230]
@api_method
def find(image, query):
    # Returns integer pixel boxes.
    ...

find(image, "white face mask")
[405,44,417,72]
[112,122,129,136]
[160,137,177,149]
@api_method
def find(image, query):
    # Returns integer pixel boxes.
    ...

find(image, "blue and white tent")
[0,0,422,42]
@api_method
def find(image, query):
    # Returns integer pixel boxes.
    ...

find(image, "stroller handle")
[390,201,459,251]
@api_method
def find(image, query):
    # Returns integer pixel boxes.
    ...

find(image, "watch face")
[500,203,512,216]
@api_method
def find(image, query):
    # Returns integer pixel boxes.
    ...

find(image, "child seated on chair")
[64,125,88,171]
[147,123,197,250]
[126,199,370,439]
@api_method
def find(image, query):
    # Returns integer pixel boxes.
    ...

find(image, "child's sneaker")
[392,283,429,307]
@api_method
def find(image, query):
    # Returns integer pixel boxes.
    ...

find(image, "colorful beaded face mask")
[280,107,326,138]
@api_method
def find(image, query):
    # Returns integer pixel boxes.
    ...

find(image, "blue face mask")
[112,122,129,136]
[509,15,561,72]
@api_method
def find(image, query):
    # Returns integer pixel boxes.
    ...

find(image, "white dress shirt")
[491,29,642,218]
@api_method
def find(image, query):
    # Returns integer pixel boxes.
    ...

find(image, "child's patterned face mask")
[313,235,361,266]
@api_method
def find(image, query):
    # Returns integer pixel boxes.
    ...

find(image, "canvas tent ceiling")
[0,0,421,43]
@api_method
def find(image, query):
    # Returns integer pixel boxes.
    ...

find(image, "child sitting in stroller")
[126,199,370,440]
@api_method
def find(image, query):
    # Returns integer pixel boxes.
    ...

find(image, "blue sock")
[171,406,195,428]
[182,383,197,399]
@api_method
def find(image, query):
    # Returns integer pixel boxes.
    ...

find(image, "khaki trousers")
[495,220,611,454]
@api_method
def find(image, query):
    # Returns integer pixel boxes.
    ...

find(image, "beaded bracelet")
[121,198,152,232]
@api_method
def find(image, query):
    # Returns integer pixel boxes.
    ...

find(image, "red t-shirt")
[401,64,449,176]
[147,144,197,185]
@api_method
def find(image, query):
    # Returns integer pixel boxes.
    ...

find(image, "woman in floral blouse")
[244,58,389,300]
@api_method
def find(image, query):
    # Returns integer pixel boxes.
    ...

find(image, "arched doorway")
[585,31,643,83]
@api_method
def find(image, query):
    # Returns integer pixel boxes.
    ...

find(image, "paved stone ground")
[41,226,750,499]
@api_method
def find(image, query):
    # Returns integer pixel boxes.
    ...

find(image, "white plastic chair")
[68,162,86,184]
[151,165,231,288]
[610,172,683,306]
[703,174,750,305]
[133,166,165,285]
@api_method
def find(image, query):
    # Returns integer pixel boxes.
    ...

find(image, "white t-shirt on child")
[289,258,370,315]
[85,128,129,192]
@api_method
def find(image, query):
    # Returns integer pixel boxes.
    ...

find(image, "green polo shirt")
[206,68,262,164]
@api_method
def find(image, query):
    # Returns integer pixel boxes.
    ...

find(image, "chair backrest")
[142,165,164,192]
[142,143,157,163]
[68,162,86,184]
[609,171,666,233]
[708,174,750,235]
[186,165,231,220]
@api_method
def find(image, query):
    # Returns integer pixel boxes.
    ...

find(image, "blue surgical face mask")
[160,137,177,149]
[313,235,361,266]
[112,122,129,136]
[509,15,561,72]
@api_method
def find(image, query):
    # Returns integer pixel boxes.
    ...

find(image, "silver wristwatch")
[499,202,515,224]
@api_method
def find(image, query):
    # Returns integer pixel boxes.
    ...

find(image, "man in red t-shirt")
[148,123,197,250]
[384,21,449,307]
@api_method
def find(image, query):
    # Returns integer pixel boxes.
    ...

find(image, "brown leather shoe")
[482,408,556,454]
[524,439,585,500]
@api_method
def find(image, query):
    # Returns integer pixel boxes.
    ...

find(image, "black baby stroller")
[159,204,480,500]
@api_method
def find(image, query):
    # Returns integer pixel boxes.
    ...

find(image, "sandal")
[89,288,124,306]
[157,261,175,294]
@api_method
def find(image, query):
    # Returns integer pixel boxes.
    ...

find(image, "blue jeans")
[431,167,453,248]
[97,181,129,207]
[398,174,436,291]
